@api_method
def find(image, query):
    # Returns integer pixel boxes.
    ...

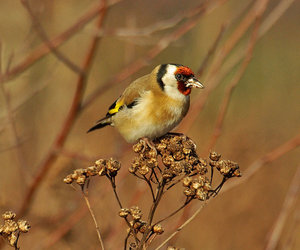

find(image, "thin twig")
[138,180,166,250]
[265,165,300,250]
[81,0,229,111]
[81,189,105,250]
[110,177,123,208]
[0,62,59,122]
[179,0,294,135]
[0,43,29,186]
[41,205,88,249]
[20,0,83,74]
[204,17,262,154]
[17,1,107,217]
[108,177,140,246]
[155,132,300,249]
[179,0,270,134]
[1,0,120,84]
[143,176,155,202]
[155,198,192,225]
[197,24,227,77]
[259,0,295,37]
[154,202,207,250]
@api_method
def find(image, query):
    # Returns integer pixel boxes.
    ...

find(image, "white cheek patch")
[162,65,187,101]
[162,65,177,86]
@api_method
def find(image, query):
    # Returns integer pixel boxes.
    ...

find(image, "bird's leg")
[140,137,157,156]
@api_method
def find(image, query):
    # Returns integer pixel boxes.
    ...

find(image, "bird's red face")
[175,66,204,96]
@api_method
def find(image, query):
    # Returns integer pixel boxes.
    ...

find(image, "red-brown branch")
[178,0,270,134]
[81,0,229,111]
[204,18,261,154]
[17,1,107,217]
[20,0,83,74]
[0,0,118,84]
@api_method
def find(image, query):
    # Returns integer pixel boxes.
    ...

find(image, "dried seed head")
[170,162,184,175]
[188,156,199,166]
[203,181,211,191]
[195,159,208,175]
[153,224,164,234]
[63,175,73,184]
[95,159,106,167]
[145,148,157,159]
[182,139,196,154]
[173,151,185,161]
[130,206,142,221]
[191,181,201,190]
[128,165,137,174]
[76,175,86,185]
[3,220,18,234]
[98,165,107,176]
[138,221,147,233]
[86,166,99,176]
[107,158,121,176]
[2,211,16,220]
[234,169,242,177]
[196,189,208,201]
[8,232,18,247]
[162,155,174,167]
[119,208,130,218]
[146,158,157,168]
[133,141,144,153]
[209,151,221,161]
[162,169,174,180]
[17,220,30,233]
[156,142,167,152]
[182,177,192,187]
[183,188,195,197]
[74,168,86,176]
[167,142,181,154]
[138,165,150,176]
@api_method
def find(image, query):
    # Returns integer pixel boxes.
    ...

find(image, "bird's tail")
[87,116,112,133]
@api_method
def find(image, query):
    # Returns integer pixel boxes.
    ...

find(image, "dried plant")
[1,0,299,249]
[64,134,241,249]
[0,211,30,250]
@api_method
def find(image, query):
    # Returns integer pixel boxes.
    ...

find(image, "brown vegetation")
[0,0,299,249]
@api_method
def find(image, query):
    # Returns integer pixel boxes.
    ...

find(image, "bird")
[87,63,204,143]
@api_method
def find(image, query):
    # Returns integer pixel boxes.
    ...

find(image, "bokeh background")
[0,0,299,249]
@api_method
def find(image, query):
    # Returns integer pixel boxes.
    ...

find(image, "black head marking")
[156,64,168,90]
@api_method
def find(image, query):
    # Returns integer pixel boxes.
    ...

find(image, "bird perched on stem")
[88,63,204,143]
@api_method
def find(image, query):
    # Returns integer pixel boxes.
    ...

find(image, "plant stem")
[154,198,192,225]
[81,190,105,250]
[137,179,166,250]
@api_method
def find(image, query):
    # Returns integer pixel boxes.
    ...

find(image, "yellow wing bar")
[108,99,124,115]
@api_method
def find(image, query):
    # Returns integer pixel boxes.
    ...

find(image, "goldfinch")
[88,63,204,142]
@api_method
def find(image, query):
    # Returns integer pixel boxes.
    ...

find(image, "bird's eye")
[176,74,184,81]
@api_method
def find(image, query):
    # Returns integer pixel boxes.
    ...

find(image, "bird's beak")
[185,77,204,89]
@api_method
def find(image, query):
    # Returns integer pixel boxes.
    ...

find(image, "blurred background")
[0,0,299,249]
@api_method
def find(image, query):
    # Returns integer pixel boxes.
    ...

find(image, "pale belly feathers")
[113,91,189,142]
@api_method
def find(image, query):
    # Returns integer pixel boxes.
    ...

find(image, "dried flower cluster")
[131,134,207,183]
[182,176,211,201]
[119,206,164,236]
[63,134,241,250]
[63,158,121,186]
[0,211,30,249]
[209,151,241,178]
